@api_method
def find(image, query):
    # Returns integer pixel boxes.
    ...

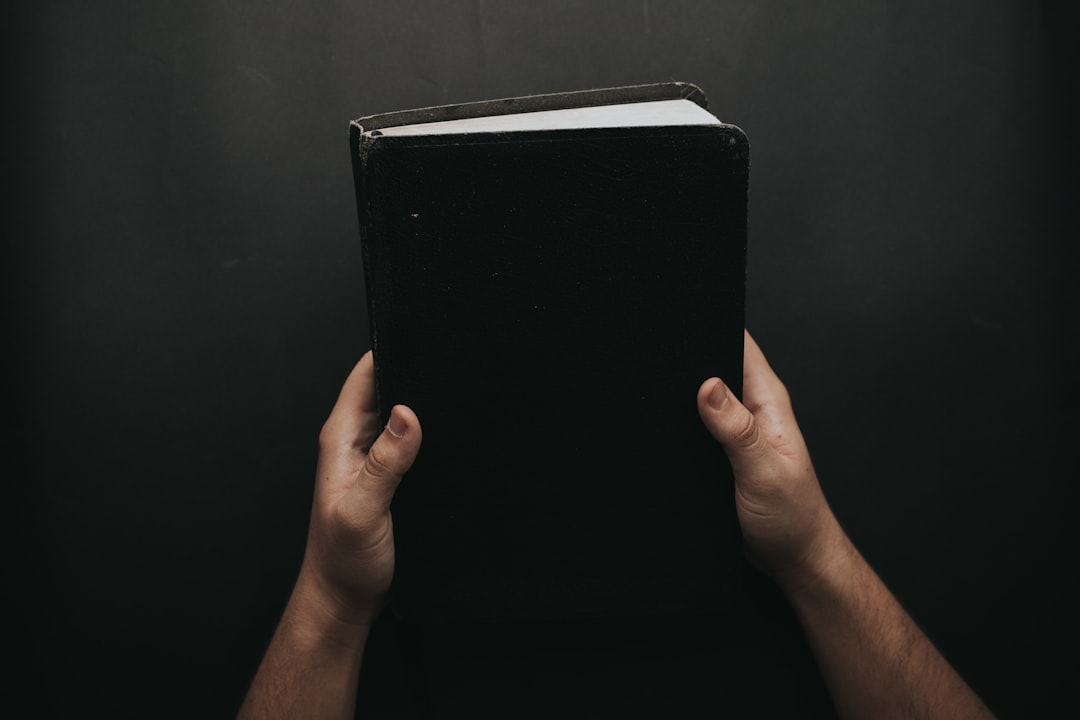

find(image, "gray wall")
[12,1,1076,718]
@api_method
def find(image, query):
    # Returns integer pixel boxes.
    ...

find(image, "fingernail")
[707,379,729,410]
[387,407,406,438]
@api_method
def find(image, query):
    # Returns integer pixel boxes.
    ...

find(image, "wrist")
[288,567,378,652]
[775,516,858,602]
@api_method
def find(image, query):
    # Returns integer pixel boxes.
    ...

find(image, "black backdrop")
[10,2,1077,718]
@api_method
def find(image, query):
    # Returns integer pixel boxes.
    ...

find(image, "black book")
[349,82,749,624]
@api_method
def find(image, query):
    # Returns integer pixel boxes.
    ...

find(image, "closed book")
[349,82,749,624]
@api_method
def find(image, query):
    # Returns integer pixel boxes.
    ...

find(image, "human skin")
[239,335,996,719]
[696,331,996,720]
[237,352,421,720]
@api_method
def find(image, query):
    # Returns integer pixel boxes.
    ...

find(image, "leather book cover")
[349,84,749,624]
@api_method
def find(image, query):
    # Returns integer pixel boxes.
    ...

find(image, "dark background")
[10,1,1077,718]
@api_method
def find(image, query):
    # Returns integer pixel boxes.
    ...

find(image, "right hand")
[299,351,423,632]
[697,330,847,596]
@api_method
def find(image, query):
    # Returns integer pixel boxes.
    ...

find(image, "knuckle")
[318,415,354,453]
[364,440,397,480]
[772,378,792,408]
[331,501,383,544]
[317,420,337,452]
[731,410,759,446]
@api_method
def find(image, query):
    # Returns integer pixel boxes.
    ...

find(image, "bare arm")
[697,331,995,720]
[237,352,422,720]
[785,529,993,719]
[235,573,368,719]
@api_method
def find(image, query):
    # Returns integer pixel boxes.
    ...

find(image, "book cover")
[349,82,749,624]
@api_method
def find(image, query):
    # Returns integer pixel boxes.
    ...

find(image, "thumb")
[350,404,422,516]
[697,377,772,476]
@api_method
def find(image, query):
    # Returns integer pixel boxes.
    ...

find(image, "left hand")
[296,351,422,629]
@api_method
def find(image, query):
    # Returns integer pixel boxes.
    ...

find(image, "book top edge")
[351,81,708,133]
[367,99,719,138]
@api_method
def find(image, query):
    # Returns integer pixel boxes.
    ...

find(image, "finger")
[321,351,380,450]
[350,404,423,515]
[697,376,773,476]
[741,330,791,415]
[738,332,807,456]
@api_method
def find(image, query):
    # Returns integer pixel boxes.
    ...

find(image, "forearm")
[785,528,995,720]
[237,573,370,720]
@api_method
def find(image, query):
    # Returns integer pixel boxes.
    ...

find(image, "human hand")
[697,330,845,596]
[235,353,421,719]
[295,351,422,630]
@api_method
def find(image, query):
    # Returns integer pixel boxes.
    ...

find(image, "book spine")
[349,123,388,426]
